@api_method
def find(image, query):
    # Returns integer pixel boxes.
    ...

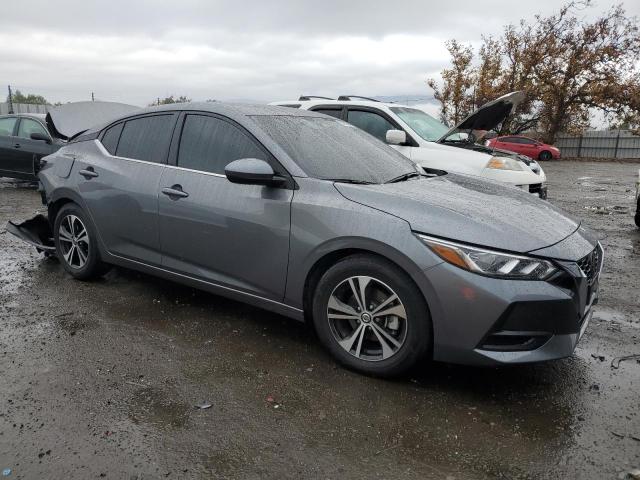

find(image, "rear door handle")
[13,143,21,149]
[79,167,99,179]
[161,185,189,199]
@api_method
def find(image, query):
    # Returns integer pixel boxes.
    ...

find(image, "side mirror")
[30,132,51,143]
[386,129,407,145]
[225,158,285,187]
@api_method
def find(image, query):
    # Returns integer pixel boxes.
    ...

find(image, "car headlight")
[486,156,525,171]
[416,234,557,280]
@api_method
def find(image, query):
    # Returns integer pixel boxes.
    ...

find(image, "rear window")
[252,115,416,184]
[312,108,343,119]
[116,115,175,163]
[101,123,123,155]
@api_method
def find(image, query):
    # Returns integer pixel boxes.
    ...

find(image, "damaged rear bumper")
[6,214,55,253]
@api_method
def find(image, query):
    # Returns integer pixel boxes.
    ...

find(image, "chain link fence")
[555,130,640,159]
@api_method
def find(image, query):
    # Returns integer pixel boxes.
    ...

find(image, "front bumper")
[424,244,601,366]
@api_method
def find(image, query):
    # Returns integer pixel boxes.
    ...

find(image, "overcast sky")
[1,0,638,109]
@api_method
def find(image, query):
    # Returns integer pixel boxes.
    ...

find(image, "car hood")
[335,173,580,255]
[46,101,140,139]
[437,91,525,143]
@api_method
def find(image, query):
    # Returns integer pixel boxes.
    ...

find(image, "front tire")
[54,203,109,280]
[635,199,640,228]
[311,254,431,377]
[538,150,552,161]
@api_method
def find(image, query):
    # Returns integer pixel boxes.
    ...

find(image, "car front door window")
[17,118,49,140]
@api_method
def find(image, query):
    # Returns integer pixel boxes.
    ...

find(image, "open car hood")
[437,91,525,143]
[46,101,140,140]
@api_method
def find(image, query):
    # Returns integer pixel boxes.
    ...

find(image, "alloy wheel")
[327,276,408,361]
[58,214,90,269]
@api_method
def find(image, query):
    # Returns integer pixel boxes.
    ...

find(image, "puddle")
[584,205,629,215]
[128,386,190,430]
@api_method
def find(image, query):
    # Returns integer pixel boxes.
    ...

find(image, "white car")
[271,92,547,198]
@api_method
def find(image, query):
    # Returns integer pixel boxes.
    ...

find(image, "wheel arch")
[299,239,431,324]
[538,150,552,160]
[47,188,87,225]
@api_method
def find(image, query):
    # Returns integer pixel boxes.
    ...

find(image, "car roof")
[85,102,327,134]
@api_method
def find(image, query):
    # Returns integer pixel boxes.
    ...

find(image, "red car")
[486,135,561,161]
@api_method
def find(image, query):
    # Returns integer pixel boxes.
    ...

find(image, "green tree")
[8,90,49,105]
[149,95,192,106]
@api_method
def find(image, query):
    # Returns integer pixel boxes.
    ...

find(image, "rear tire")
[54,203,110,280]
[635,199,640,228]
[311,254,431,377]
[538,150,552,161]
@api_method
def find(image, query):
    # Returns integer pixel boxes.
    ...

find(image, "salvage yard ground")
[0,160,638,479]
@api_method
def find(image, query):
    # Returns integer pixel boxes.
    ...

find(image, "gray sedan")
[8,103,602,376]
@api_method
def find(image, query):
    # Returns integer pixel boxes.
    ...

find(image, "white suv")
[271,93,547,198]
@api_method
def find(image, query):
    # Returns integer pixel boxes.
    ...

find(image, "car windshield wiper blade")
[328,178,376,185]
[385,172,423,183]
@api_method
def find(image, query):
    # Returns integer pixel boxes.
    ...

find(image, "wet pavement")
[0,161,638,479]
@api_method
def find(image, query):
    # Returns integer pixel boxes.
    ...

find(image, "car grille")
[577,245,603,287]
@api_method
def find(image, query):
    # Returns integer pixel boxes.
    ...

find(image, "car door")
[345,107,413,158]
[158,112,293,301]
[0,116,21,175]
[77,113,178,266]
[518,137,540,158]
[14,117,57,175]
[496,136,524,155]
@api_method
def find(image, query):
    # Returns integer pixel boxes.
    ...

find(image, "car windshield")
[390,106,450,142]
[252,115,417,184]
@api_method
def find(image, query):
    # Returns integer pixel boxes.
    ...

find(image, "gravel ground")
[0,160,638,479]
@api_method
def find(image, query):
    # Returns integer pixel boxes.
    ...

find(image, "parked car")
[271,92,548,198]
[0,113,62,181]
[0,102,139,181]
[487,135,561,161]
[8,103,602,377]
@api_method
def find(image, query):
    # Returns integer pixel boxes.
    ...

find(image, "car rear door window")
[0,117,17,137]
[347,109,395,142]
[177,115,267,175]
[116,115,175,163]
[17,118,48,139]
[312,108,343,119]
[101,123,124,155]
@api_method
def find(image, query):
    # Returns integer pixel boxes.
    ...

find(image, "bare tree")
[428,1,640,142]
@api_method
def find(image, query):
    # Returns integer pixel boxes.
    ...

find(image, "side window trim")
[346,106,419,147]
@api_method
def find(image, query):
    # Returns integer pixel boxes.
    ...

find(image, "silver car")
[8,103,602,377]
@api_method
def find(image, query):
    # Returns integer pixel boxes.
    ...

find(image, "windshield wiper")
[328,178,376,185]
[385,172,423,183]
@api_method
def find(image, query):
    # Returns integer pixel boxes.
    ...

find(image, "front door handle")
[161,185,189,199]
[13,143,21,149]
[79,167,99,179]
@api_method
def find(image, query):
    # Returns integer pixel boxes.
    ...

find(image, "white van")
[271,92,547,198]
